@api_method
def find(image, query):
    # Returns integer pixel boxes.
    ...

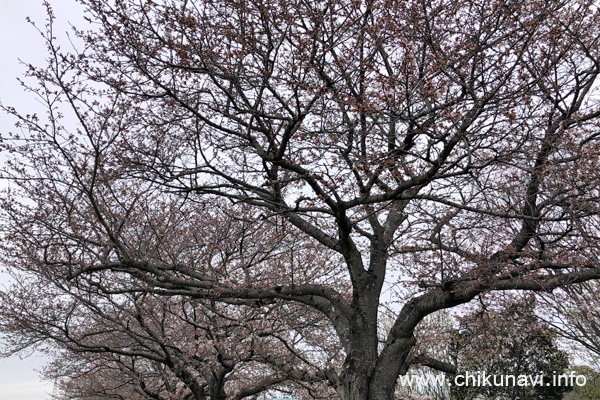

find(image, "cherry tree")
[3,0,600,399]
[31,293,335,400]
[0,202,343,399]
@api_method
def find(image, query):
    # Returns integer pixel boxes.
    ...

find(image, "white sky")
[0,1,86,399]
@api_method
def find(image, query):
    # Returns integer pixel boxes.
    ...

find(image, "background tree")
[2,287,336,400]
[539,282,600,371]
[450,296,570,400]
[0,200,345,399]
[537,282,600,399]
[46,350,196,400]
[564,366,600,400]
[3,0,600,399]
[42,295,337,400]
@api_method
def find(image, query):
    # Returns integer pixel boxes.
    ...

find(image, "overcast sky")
[0,1,86,399]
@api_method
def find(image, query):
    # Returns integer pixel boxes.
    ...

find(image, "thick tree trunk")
[336,306,378,399]
[336,276,405,400]
[338,353,415,400]
[338,343,411,400]
[339,370,371,400]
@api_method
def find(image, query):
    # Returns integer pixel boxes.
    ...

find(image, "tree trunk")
[337,281,402,400]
